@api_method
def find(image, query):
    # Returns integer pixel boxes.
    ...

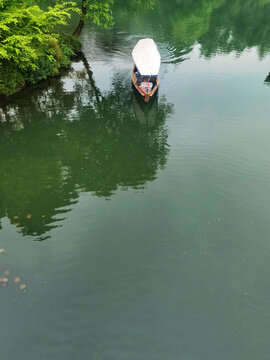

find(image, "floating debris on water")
[26,214,32,219]
[0,248,27,291]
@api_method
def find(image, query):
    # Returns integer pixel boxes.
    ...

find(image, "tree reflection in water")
[0,56,173,240]
[114,0,270,64]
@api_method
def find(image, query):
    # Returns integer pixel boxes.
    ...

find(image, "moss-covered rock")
[61,34,82,54]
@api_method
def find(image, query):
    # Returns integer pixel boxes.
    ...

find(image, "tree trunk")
[73,0,88,38]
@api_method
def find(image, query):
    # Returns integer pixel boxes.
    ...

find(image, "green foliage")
[61,33,82,54]
[24,57,59,85]
[86,0,114,27]
[0,1,81,95]
[125,0,154,15]
[0,62,25,95]
[59,43,74,67]
[0,1,79,70]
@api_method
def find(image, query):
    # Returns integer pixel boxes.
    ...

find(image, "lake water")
[1,1,270,359]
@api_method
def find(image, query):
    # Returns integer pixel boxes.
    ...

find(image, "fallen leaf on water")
[0,249,4,253]
[4,270,10,275]
[15,223,20,227]
[20,284,26,290]
[13,216,19,220]
[26,214,32,219]
[20,227,25,230]
[14,277,20,283]
[2,278,8,283]
[41,215,46,218]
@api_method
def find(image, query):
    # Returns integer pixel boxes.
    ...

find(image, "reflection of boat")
[132,89,158,127]
[131,39,160,103]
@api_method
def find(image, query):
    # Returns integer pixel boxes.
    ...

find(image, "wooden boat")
[131,39,161,103]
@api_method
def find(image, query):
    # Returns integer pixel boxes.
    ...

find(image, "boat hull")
[132,65,159,103]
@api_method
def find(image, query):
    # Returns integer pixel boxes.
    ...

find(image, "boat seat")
[140,81,153,93]
[134,68,157,88]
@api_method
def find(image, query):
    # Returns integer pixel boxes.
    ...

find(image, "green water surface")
[1,1,270,359]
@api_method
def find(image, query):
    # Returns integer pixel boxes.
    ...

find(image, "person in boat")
[134,66,158,94]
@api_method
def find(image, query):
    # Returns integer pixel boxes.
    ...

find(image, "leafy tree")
[0,0,80,95]
[0,1,79,70]
[72,0,153,37]
[73,0,114,37]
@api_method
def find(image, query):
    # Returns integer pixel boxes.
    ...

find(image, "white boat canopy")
[132,38,161,76]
